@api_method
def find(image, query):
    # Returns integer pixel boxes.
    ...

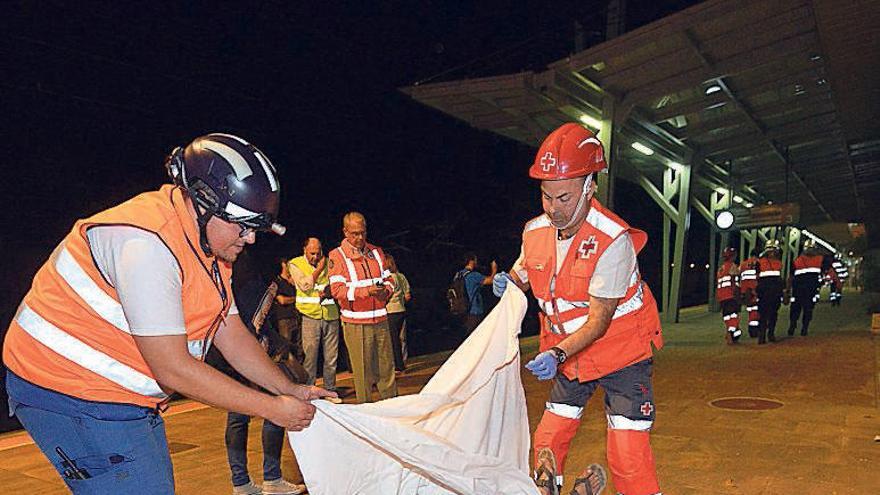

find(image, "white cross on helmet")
[540,151,557,172]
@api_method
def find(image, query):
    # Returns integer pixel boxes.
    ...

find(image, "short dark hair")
[463,252,477,265]
[302,237,320,249]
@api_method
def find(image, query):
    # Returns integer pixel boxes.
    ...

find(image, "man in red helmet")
[493,123,664,494]
[716,247,742,344]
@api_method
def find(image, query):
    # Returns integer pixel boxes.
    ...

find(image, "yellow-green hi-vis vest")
[290,256,339,321]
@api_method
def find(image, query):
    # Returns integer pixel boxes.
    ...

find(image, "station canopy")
[401,0,879,248]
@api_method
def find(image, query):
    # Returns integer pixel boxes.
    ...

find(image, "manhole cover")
[709,397,784,410]
[168,442,199,454]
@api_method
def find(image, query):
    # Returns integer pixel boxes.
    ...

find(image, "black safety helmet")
[165,133,286,255]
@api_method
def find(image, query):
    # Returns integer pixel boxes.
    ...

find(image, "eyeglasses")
[238,225,256,238]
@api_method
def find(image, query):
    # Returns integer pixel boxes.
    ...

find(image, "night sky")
[1,1,711,344]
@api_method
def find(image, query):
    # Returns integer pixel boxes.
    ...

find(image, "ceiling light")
[715,210,735,230]
[733,195,744,204]
[631,142,654,155]
[579,114,602,130]
[745,202,754,208]
[705,85,721,95]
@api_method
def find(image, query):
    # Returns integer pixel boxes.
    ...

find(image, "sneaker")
[232,481,262,495]
[262,478,307,495]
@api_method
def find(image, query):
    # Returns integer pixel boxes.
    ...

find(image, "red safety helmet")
[529,123,607,180]
[722,247,737,260]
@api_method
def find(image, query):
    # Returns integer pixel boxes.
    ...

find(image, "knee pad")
[607,428,660,495]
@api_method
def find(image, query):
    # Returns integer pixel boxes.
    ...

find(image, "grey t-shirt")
[87,226,237,337]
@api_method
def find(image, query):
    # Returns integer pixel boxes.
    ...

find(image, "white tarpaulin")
[288,285,540,495]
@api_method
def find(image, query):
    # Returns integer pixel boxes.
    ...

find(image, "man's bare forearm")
[213,321,298,395]
[556,295,618,357]
[508,270,531,293]
[134,335,279,419]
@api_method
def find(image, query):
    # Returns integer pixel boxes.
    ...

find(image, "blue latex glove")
[492,272,513,297]
[525,350,558,380]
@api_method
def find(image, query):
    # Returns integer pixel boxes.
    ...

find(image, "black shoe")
[787,326,795,336]
[768,333,776,343]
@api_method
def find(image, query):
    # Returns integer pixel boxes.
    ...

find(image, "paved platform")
[1,291,877,494]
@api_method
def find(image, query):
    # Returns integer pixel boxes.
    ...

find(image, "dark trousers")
[788,289,817,335]
[277,315,304,363]
[387,311,407,371]
[225,412,284,487]
[756,290,782,343]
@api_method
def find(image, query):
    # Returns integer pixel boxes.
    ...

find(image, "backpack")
[447,270,472,316]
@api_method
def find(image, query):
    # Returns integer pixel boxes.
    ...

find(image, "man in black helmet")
[3,134,335,494]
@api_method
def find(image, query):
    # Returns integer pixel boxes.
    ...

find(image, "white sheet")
[288,285,539,494]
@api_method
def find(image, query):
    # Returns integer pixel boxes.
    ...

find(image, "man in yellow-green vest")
[288,238,341,392]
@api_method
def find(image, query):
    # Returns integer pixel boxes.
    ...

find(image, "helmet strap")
[553,175,592,233]
[191,197,216,257]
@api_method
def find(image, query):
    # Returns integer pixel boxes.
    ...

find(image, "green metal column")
[782,227,801,280]
[637,160,692,323]
[665,164,693,322]
[708,190,731,312]
[596,96,616,208]
[662,208,670,315]
[708,228,717,311]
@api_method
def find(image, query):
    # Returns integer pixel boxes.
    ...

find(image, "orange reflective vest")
[3,185,233,408]
[791,254,823,289]
[328,240,394,325]
[715,261,739,302]
[757,257,783,283]
[739,257,758,291]
[522,199,663,382]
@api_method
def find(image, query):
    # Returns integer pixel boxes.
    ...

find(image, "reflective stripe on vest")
[544,282,645,335]
[794,267,821,275]
[15,303,167,399]
[337,248,389,301]
[56,245,209,359]
[759,270,781,277]
[56,245,130,332]
[340,308,388,319]
[291,257,338,320]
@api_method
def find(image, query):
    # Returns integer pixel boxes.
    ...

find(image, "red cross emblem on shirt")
[578,236,599,259]
[540,151,557,172]
[640,401,654,416]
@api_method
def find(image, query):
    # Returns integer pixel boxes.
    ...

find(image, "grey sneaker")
[232,481,262,495]
[262,478,307,495]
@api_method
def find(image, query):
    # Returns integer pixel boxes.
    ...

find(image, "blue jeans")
[225,412,284,487]
[5,371,174,494]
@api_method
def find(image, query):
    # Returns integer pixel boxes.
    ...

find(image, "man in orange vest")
[786,240,824,337]
[493,123,663,495]
[739,249,760,338]
[3,134,335,494]
[756,240,784,344]
[328,211,398,404]
[716,247,741,344]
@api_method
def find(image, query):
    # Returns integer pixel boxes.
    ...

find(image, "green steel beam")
[638,159,693,323]
[665,162,693,322]
[596,96,616,208]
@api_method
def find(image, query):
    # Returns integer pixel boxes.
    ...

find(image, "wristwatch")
[549,346,567,364]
